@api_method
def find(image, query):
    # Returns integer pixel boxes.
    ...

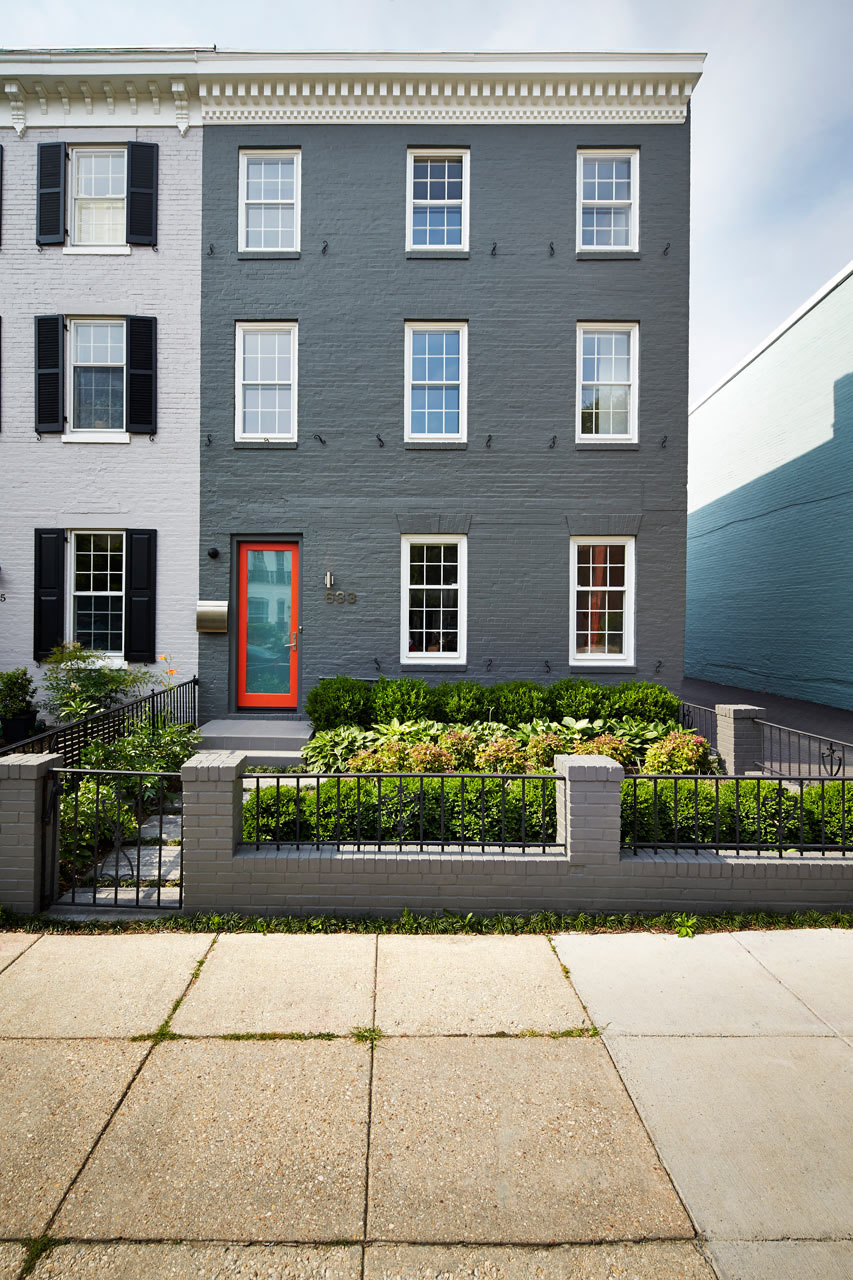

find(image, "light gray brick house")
[0,52,202,689]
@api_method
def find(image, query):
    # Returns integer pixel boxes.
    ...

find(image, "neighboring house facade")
[686,261,853,710]
[195,51,704,721]
[0,53,202,690]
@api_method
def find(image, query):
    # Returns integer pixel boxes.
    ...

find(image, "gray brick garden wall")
[199,120,691,718]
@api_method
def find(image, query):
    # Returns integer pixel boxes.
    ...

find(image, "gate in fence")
[42,767,183,911]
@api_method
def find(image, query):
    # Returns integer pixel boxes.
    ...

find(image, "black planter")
[1,710,38,745]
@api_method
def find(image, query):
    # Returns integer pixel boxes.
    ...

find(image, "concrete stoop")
[199,719,312,767]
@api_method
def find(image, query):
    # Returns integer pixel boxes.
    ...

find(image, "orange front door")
[237,542,299,709]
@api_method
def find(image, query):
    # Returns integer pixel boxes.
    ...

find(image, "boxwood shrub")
[304,674,682,732]
[621,777,848,848]
[243,775,557,845]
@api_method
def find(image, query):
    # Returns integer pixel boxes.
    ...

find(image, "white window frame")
[238,149,301,253]
[575,322,639,443]
[406,148,470,252]
[66,318,128,438]
[234,321,299,442]
[66,529,127,660]
[569,536,635,668]
[576,149,639,253]
[404,321,468,443]
[68,146,128,249]
[400,533,468,666]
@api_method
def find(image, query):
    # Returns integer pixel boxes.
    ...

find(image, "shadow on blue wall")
[686,371,853,709]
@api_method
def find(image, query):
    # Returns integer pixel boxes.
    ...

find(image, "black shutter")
[34,530,66,661]
[126,142,158,246]
[125,316,157,433]
[124,530,157,662]
[35,315,65,433]
[36,142,66,245]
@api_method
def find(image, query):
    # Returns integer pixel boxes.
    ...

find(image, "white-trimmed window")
[69,531,125,654]
[69,320,126,432]
[401,534,467,665]
[570,537,635,666]
[235,322,298,441]
[576,324,638,441]
[577,150,639,251]
[404,322,467,440]
[70,147,127,246]
[239,150,301,251]
[406,149,469,251]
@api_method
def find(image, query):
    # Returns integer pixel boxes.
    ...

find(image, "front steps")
[199,719,312,769]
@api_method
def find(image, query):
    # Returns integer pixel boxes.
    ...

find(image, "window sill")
[401,660,468,670]
[237,251,301,260]
[62,432,131,444]
[576,251,641,261]
[406,249,470,260]
[575,441,640,451]
[234,439,298,449]
[62,245,132,256]
[570,664,637,674]
[405,440,468,450]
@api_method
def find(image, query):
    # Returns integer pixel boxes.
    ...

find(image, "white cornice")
[0,49,705,134]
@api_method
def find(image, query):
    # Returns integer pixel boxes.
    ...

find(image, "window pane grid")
[243,155,297,250]
[407,542,460,655]
[580,156,634,248]
[72,322,125,432]
[580,330,632,437]
[72,533,124,653]
[239,328,295,437]
[72,150,126,246]
[409,329,461,437]
[411,157,464,246]
[574,544,627,657]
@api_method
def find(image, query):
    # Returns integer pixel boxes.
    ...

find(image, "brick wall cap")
[555,753,625,781]
[715,704,767,719]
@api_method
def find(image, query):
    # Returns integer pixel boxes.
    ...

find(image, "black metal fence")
[43,767,183,910]
[243,771,562,853]
[2,677,198,768]
[622,773,851,858]
[755,720,853,779]
[678,701,718,750]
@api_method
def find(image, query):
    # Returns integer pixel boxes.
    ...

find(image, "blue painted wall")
[687,270,853,708]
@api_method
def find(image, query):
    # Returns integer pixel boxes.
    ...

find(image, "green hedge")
[243,775,557,845]
[304,675,681,732]
[622,778,853,848]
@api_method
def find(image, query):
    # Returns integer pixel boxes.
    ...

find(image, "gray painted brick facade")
[199,121,691,719]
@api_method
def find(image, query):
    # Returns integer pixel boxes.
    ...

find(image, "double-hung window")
[401,534,467,665]
[570,537,635,666]
[70,148,126,246]
[70,320,126,432]
[70,531,125,654]
[404,322,467,441]
[239,150,301,252]
[576,323,638,441]
[577,150,639,251]
[406,149,469,251]
[235,322,298,441]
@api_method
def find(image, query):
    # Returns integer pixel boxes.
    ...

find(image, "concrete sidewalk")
[0,929,849,1279]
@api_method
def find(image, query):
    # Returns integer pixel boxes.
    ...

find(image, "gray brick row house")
[0,50,704,727]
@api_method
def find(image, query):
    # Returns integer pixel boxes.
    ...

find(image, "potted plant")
[0,668,39,745]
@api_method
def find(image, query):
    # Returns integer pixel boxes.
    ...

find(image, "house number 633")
[325,591,357,604]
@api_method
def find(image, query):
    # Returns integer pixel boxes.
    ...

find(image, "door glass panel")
[244,548,293,696]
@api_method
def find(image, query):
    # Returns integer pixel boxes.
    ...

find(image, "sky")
[4,0,852,402]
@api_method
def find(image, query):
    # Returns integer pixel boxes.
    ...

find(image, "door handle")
[291,630,298,654]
